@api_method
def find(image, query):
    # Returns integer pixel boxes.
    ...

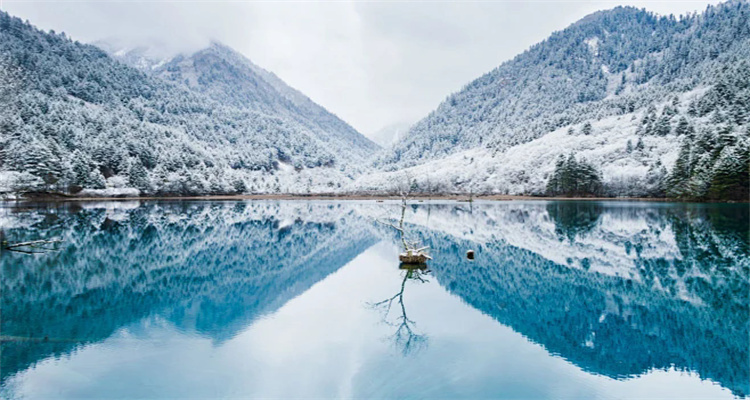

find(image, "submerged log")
[2,238,63,254]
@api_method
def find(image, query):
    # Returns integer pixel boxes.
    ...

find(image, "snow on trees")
[545,154,603,197]
[0,11,362,196]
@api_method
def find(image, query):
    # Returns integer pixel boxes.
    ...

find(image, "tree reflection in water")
[2,201,746,397]
[370,264,430,356]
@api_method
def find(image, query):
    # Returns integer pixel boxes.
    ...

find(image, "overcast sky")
[1,0,722,138]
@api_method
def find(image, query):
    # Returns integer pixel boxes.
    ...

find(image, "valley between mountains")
[0,1,748,201]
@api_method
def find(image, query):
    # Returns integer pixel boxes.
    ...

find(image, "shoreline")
[2,193,745,203]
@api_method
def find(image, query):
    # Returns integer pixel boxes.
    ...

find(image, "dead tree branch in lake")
[369,267,430,355]
[1,231,63,255]
[375,172,432,261]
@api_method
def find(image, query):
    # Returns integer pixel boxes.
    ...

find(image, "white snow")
[79,188,141,198]
[352,109,679,196]
[585,37,600,57]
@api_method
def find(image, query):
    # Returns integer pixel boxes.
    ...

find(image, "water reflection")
[0,200,747,398]
[546,201,603,243]
[400,201,749,398]
[0,201,379,384]
[369,264,431,355]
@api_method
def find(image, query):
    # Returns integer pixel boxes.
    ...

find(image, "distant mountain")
[92,40,171,72]
[368,122,412,148]
[363,1,749,200]
[108,41,378,166]
[0,14,376,196]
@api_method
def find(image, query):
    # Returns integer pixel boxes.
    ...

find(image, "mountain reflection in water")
[1,200,747,398]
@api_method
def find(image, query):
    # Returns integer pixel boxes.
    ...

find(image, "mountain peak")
[150,41,379,161]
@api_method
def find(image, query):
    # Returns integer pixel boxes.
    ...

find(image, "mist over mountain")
[368,122,413,148]
[92,39,172,72]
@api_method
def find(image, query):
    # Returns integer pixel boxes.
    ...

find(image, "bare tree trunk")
[2,239,63,254]
[398,196,408,250]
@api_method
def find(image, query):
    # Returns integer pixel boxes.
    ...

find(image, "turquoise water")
[0,200,747,399]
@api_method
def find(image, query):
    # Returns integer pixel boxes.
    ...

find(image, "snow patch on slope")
[585,37,600,56]
[353,110,679,195]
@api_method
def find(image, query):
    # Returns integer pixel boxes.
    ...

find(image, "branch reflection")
[370,263,430,356]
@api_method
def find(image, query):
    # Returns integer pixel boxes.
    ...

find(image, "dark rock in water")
[466,250,475,260]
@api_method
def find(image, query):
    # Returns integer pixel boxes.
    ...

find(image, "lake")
[1,200,748,399]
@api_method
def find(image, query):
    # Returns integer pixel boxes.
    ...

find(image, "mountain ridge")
[108,40,378,164]
[0,2,747,199]
[0,12,377,196]
[360,1,749,200]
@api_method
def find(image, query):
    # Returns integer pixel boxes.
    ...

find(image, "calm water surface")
[1,200,748,399]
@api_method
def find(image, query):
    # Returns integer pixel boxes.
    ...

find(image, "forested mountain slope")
[0,12,373,196]
[363,1,749,200]
[149,42,378,164]
[101,41,378,165]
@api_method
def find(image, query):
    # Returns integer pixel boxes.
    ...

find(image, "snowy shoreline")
[1,193,742,203]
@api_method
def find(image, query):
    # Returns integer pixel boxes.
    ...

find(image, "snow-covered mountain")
[111,41,378,165]
[0,2,747,199]
[362,2,749,199]
[91,39,172,72]
[368,122,413,148]
[0,14,376,196]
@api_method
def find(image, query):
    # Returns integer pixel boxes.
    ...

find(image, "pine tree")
[663,104,678,117]
[730,99,747,124]
[654,115,672,136]
[686,154,714,198]
[707,144,750,200]
[687,101,698,116]
[128,159,151,193]
[635,137,645,151]
[643,105,657,125]
[546,154,602,197]
[717,125,736,149]
[711,110,726,124]
[615,74,626,95]
[666,140,692,198]
[70,152,91,191]
[563,154,578,194]
[23,140,53,179]
[88,169,106,189]
[546,155,565,195]
[645,160,667,197]
[232,178,247,194]
[582,122,592,136]
[674,117,692,136]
